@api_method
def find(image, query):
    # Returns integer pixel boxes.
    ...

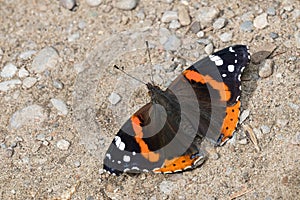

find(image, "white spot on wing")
[132,151,136,156]
[209,55,223,66]
[123,155,130,162]
[228,65,235,72]
[229,46,235,52]
[106,153,111,160]
[238,74,241,81]
[131,166,140,171]
[117,161,121,164]
[114,136,125,151]
[222,74,227,78]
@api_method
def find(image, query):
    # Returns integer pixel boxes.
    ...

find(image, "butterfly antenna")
[145,41,154,84]
[113,65,146,85]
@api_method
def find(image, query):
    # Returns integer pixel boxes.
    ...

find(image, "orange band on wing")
[131,115,160,162]
[183,70,231,101]
[220,100,241,142]
[153,154,201,173]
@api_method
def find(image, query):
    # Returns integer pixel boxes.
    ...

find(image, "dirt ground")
[0,0,299,199]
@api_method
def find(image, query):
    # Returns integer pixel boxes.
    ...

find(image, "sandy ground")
[0,0,299,199]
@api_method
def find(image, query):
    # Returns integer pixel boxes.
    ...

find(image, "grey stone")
[288,102,299,110]
[159,181,175,195]
[74,160,81,167]
[18,68,29,78]
[196,31,204,38]
[78,20,86,29]
[260,125,270,134]
[36,133,46,141]
[269,32,279,39]
[259,59,274,78]
[53,79,64,89]
[196,7,219,27]
[240,21,254,32]
[204,43,214,55]
[22,77,37,89]
[267,7,276,16]
[0,79,22,92]
[190,21,201,34]
[219,32,233,42]
[86,0,102,7]
[60,0,76,10]
[163,35,181,51]
[31,47,59,73]
[159,28,171,45]
[197,38,211,45]
[1,63,18,78]
[56,139,70,150]
[50,98,68,115]
[19,50,36,59]
[210,152,219,160]
[213,18,227,30]
[68,32,80,42]
[114,0,138,10]
[276,119,289,127]
[178,6,191,26]
[253,13,268,29]
[9,104,46,129]
[108,92,121,105]
[161,11,178,23]
[169,20,181,29]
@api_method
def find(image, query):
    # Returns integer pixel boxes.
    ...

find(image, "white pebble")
[114,0,138,10]
[161,11,178,23]
[219,32,233,42]
[239,109,250,124]
[0,79,22,92]
[108,92,121,105]
[56,139,70,150]
[86,0,102,7]
[22,77,37,89]
[18,68,29,78]
[204,43,214,55]
[253,13,268,29]
[30,47,59,73]
[9,104,46,129]
[1,63,18,78]
[19,50,36,60]
[50,98,68,115]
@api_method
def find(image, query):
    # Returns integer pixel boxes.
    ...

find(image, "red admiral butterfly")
[103,45,250,175]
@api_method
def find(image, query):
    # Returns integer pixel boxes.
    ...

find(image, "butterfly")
[103,45,250,175]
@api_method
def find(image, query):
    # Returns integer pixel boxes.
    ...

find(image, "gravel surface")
[0,0,299,199]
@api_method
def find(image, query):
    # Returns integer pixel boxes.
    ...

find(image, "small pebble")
[53,79,64,89]
[9,104,47,129]
[163,35,181,51]
[169,20,181,29]
[260,125,270,134]
[56,139,70,150]
[42,141,49,146]
[196,7,219,27]
[267,7,276,16]
[288,102,299,110]
[259,59,274,78]
[295,31,300,49]
[85,0,102,7]
[213,18,227,30]
[161,11,178,23]
[114,0,138,10]
[204,43,214,55]
[0,79,22,92]
[253,13,268,29]
[197,38,211,45]
[159,27,171,45]
[6,148,14,158]
[276,119,289,127]
[239,110,250,124]
[159,181,175,195]
[36,133,46,141]
[19,50,36,59]
[68,32,80,42]
[219,32,233,42]
[50,98,68,115]
[108,92,121,105]
[196,31,204,38]
[283,5,294,12]
[190,21,201,34]
[291,132,300,145]
[78,20,86,29]
[178,6,191,26]
[60,0,76,10]
[269,32,279,39]
[22,77,37,89]
[238,138,248,145]
[1,63,18,78]
[18,68,29,78]
[240,21,254,32]
[74,160,81,167]
[210,152,219,160]
[30,47,59,73]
